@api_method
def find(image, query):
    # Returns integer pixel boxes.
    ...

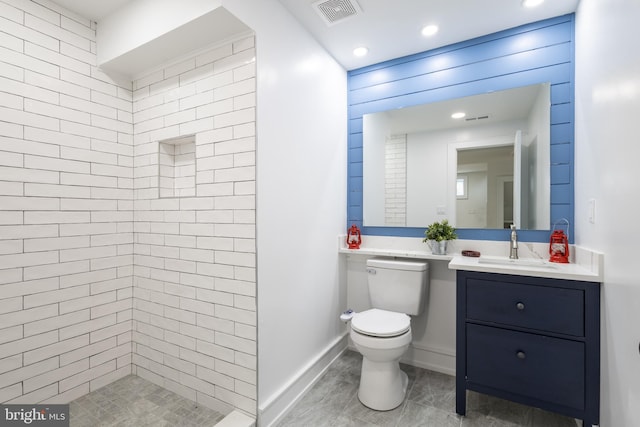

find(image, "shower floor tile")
[276,350,578,427]
[69,375,225,427]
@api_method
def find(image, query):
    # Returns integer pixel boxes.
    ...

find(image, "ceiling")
[375,83,547,135]
[277,0,580,70]
[51,0,580,70]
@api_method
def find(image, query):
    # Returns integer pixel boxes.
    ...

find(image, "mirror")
[362,83,550,230]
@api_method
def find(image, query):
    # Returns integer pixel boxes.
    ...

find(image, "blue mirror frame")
[347,14,575,243]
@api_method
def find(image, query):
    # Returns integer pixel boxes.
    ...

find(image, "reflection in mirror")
[363,83,550,230]
[456,145,513,228]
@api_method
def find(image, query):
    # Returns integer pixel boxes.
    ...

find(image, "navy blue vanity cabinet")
[456,270,600,426]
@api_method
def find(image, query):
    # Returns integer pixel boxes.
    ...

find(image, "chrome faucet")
[509,224,518,259]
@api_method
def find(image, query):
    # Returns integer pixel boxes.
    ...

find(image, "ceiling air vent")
[465,115,490,122]
[312,0,363,26]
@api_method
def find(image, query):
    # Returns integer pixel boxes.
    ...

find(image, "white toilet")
[345,257,429,411]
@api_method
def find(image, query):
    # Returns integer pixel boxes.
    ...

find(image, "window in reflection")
[456,176,468,199]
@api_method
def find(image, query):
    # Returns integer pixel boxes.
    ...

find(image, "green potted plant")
[423,219,457,255]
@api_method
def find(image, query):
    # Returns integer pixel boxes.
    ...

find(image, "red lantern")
[347,224,362,249]
[549,219,570,263]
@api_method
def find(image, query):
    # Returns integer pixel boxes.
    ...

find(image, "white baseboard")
[403,342,456,376]
[345,340,456,377]
[258,333,348,427]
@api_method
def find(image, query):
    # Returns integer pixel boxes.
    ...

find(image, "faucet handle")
[510,224,516,231]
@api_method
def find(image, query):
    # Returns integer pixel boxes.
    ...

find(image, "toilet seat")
[351,308,410,337]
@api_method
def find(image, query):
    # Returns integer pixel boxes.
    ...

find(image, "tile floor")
[69,375,224,427]
[276,350,578,427]
[67,350,578,426]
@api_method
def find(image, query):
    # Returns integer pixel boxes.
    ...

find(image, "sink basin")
[477,256,556,269]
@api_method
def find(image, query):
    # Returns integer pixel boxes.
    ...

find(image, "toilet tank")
[366,258,429,315]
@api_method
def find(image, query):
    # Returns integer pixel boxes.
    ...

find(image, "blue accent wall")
[347,14,575,242]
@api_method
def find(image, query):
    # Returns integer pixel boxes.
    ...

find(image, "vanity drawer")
[466,278,584,336]
[466,324,585,411]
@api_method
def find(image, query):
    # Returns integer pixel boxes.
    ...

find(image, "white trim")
[258,333,348,427]
[496,175,514,229]
[410,342,456,358]
[345,341,456,377]
[127,30,255,81]
[403,343,456,376]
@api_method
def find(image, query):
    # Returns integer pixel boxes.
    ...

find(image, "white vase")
[428,240,448,255]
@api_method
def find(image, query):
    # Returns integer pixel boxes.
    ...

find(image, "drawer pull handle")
[516,302,525,310]
[516,351,526,360]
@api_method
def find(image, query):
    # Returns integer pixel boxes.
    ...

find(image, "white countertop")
[448,255,602,282]
[338,247,453,261]
[338,235,603,282]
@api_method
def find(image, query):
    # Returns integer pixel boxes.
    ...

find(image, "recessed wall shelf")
[159,135,196,198]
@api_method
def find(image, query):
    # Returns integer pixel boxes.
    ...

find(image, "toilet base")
[357,358,409,411]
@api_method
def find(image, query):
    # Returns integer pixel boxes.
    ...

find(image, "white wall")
[97,0,222,65]
[575,1,640,425]
[413,121,521,227]
[346,253,457,375]
[366,119,523,228]
[363,112,391,225]
[457,171,489,228]
[1,1,346,423]
[0,0,134,404]
[100,0,348,420]
[0,0,258,414]
[526,86,550,229]
[218,1,348,425]
[407,131,449,226]
[130,36,257,416]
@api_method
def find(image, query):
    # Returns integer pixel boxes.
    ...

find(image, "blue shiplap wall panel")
[347,14,575,242]
[348,63,573,119]
[551,82,572,104]
[551,184,573,204]
[348,18,573,89]
[351,162,363,177]
[551,122,574,144]
[551,143,572,164]
[551,164,572,185]
[551,103,573,123]
[349,45,572,106]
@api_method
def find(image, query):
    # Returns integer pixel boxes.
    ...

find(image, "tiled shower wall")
[0,0,257,417]
[384,134,407,226]
[0,0,134,404]
[130,38,257,415]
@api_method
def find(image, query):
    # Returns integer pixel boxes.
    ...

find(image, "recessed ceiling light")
[353,47,369,57]
[422,25,439,37]
[451,112,466,119]
[522,0,544,8]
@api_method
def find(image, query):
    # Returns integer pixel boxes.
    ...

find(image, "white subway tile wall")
[384,135,407,226]
[133,34,256,416]
[0,0,133,406]
[0,0,256,417]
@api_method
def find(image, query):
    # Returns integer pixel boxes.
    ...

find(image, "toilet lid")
[351,309,410,337]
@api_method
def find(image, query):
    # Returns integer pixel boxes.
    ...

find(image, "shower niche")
[159,135,196,198]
